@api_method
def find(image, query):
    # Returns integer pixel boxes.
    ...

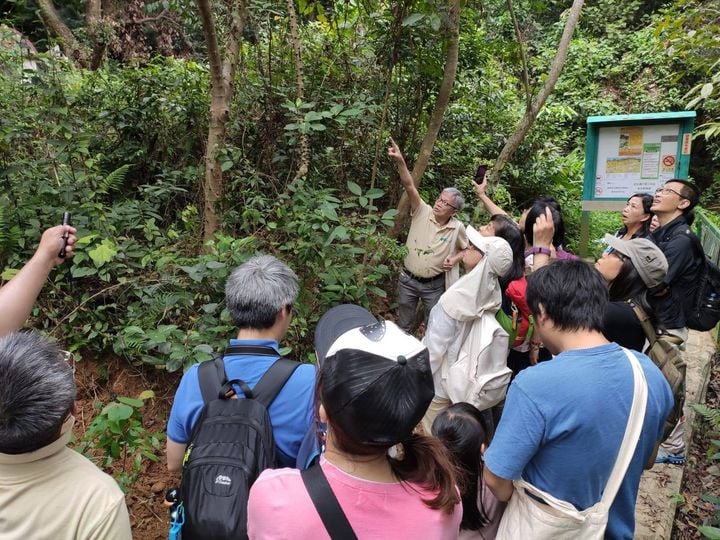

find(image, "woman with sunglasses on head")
[596,234,668,351]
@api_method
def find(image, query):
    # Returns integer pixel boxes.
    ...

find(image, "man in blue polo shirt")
[166,255,316,471]
[483,261,673,539]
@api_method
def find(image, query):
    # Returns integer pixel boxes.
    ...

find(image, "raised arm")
[473,174,509,217]
[0,224,77,337]
[530,206,555,271]
[388,137,422,212]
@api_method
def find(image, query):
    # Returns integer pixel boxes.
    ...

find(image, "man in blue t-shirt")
[166,255,316,471]
[484,261,673,539]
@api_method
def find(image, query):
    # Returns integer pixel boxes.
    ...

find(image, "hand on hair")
[533,206,554,248]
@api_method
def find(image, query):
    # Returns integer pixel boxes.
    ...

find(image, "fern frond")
[98,164,131,194]
[691,403,720,430]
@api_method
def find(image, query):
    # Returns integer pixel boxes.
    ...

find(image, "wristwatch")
[526,246,552,256]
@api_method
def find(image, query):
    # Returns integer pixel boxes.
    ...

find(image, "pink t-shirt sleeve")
[248,468,325,540]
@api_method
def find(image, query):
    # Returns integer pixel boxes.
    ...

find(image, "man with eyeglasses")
[388,138,468,334]
[650,178,703,464]
[0,331,132,539]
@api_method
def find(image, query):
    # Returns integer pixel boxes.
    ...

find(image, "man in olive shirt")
[0,331,131,540]
[388,139,468,333]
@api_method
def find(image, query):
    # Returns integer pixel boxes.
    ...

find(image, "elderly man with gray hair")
[388,138,468,334]
[0,331,132,539]
[166,254,316,472]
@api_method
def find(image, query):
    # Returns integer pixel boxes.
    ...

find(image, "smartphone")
[59,211,71,258]
[473,164,489,184]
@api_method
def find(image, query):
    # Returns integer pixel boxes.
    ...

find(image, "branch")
[507,0,532,111]
[488,0,585,184]
[390,0,461,236]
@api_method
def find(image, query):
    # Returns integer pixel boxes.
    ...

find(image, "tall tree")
[196,0,246,243]
[390,0,461,236]
[36,0,90,66]
[488,0,585,183]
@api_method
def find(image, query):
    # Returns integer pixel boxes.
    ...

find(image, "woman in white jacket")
[421,226,513,432]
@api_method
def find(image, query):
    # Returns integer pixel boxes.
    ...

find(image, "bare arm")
[166,438,187,472]
[483,465,515,502]
[474,174,509,217]
[388,137,422,212]
[0,225,77,337]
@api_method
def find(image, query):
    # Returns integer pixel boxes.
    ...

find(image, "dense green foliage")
[1,0,718,371]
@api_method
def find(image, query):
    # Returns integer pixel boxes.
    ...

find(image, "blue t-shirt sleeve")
[484,379,545,480]
[167,365,205,444]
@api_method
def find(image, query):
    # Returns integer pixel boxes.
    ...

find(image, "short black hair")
[526,260,608,332]
[667,179,700,212]
[523,201,566,248]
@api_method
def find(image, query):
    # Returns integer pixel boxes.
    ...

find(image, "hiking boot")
[655,449,686,464]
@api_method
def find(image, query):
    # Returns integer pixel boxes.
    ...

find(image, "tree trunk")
[36,0,89,66]
[390,0,461,237]
[488,0,584,184]
[197,0,246,244]
[286,0,309,182]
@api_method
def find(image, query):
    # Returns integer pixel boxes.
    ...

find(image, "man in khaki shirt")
[0,331,131,540]
[388,139,468,333]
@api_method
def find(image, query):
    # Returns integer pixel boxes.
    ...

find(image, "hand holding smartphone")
[59,212,71,258]
[473,164,489,185]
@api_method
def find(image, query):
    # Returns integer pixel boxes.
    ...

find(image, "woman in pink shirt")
[247,305,462,539]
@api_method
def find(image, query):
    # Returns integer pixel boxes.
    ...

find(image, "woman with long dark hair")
[614,193,654,240]
[248,305,462,539]
[432,403,505,539]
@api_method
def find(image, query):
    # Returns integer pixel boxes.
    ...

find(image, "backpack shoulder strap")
[626,299,657,346]
[301,464,358,540]
[198,356,226,404]
[224,344,282,357]
[252,358,301,408]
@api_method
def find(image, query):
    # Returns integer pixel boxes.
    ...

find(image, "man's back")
[485,343,673,539]
[167,338,316,467]
[0,431,131,540]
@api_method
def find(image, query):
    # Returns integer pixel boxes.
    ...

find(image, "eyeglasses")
[435,197,458,210]
[655,187,687,200]
[62,350,76,376]
[608,248,629,262]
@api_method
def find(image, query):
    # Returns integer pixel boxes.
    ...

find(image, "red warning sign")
[662,155,675,167]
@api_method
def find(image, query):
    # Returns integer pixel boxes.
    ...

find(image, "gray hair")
[443,187,465,212]
[0,331,76,454]
[225,254,299,329]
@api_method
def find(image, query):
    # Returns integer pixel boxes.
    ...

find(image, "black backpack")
[685,233,720,331]
[180,345,300,540]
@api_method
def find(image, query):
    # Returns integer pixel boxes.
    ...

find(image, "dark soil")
[71,355,180,540]
[672,352,720,539]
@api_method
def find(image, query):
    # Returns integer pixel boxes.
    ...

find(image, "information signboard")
[579,112,695,255]
[582,112,695,211]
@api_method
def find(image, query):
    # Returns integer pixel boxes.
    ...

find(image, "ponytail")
[388,433,460,514]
